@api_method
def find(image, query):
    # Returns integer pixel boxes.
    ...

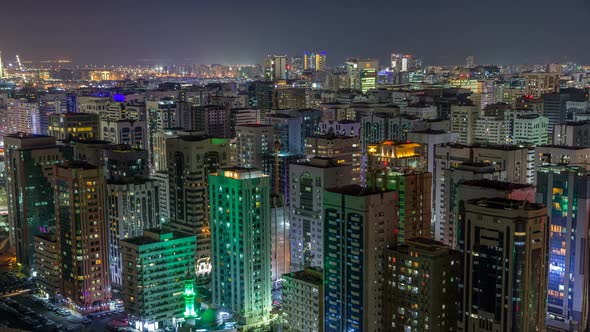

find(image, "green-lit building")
[120,229,196,331]
[3,133,69,271]
[369,169,432,244]
[209,167,272,328]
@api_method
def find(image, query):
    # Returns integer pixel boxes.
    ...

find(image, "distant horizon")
[1,0,589,68]
[1,55,588,69]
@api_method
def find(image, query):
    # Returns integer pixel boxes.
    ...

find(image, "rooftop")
[409,129,448,135]
[58,161,97,170]
[397,237,451,253]
[283,268,323,286]
[295,157,350,168]
[4,132,53,140]
[537,144,590,150]
[462,179,533,190]
[122,228,194,246]
[326,184,386,196]
[236,123,272,128]
[467,197,544,211]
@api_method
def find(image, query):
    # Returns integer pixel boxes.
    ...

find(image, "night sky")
[2,0,590,66]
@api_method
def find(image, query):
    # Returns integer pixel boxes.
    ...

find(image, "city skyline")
[1,0,590,67]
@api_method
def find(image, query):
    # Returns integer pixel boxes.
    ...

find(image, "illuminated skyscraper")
[289,157,353,270]
[106,178,160,287]
[264,55,288,81]
[48,112,99,141]
[383,238,460,332]
[209,168,272,328]
[303,51,326,71]
[235,124,274,169]
[346,58,378,93]
[324,185,396,332]
[305,134,362,184]
[166,134,230,281]
[54,162,110,313]
[369,169,432,244]
[4,133,67,271]
[458,198,547,331]
[536,165,590,331]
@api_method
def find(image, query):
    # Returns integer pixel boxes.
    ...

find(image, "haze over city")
[2,0,590,66]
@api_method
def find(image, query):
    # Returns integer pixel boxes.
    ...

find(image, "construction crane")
[16,55,23,72]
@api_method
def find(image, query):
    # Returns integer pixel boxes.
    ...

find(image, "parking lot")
[0,293,138,332]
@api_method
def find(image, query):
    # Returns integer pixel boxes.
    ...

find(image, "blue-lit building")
[323,185,396,332]
[536,165,590,331]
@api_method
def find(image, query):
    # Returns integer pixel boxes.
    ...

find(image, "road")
[9,294,130,332]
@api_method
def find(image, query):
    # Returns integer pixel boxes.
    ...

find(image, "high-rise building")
[512,114,548,146]
[146,99,177,171]
[282,268,324,332]
[346,58,379,93]
[466,55,475,68]
[235,124,274,169]
[54,162,110,313]
[450,105,480,145]
[543,89,589,136]
[458,198,547,332]
[523,72,560,98]
[449,178,535,249]
[48,112,99,141]
[272,87,307,110]
[324,185,397,332]
[366,141,426,172]
[289,157,353,270]
[264,55,288,81]
[10,98,40,134]
[383,238,460,332]
[407,129,459,174]
[33,232,61,301]
[100,119,147,149]
[474,114,510,145]
[4,133,67,270]
[167,134,230,281]
[369,169,432,244]
[121,229,196,330]
[106,178,160,287]
[265,113,304,155]
[178,104,231,138]
[553,121,590,146]
[304,134,362,184]
[390,53,418,72]
[433,144,536,243]
[209,168,272,328]
[303,51,327,71]
[536,165,590,331]
[535,145,590,172]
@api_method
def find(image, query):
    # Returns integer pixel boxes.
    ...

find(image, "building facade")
[121,229,196,330]
[324,185,396,332]
[209,168,272,328]
[458,198,547,331]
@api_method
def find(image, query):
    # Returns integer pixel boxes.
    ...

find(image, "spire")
[183,265,197,318]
